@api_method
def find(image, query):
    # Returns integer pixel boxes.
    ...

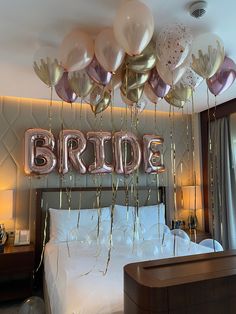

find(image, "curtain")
[210,116,236,249]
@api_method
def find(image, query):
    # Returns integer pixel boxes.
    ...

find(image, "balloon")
[170,83,192,101]
[144,83,159,104]
[24,128,57,175]
[87,57,112,86]
[156,24,192,70]
[164,93,186,108]
[90,85,111,115]
[156,59,187,86]
[55,72,78,103]
[148,68,171,98]
[207,56,236,96]
[95,28,125,72]
[126,40,157,73]
[113,0,154,56]
[143,135,165,174]
[58,130,87,175]
[113,131,141,175]
[121,68,149,90]
[33,46,63,87]
[87,132,114,174]
[191,32,225,79]
[19,296,45,314]
[68,70,94,98]
[60,28,94,72]
[120,90,134,107]
[180,67,203,90]
[106,66,122,91]
[120,84,144,103]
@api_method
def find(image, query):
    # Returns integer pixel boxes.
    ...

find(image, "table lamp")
[182,185,202,230]
[0,190,13,251]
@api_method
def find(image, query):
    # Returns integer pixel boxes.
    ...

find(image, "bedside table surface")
[3,243,34,254]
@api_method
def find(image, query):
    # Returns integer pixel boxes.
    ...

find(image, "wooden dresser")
[124,250,236,314]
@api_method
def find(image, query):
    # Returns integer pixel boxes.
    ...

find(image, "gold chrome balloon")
[120,84,144,103]
[126,40,157,73]
[68,70,94,98]
[33,57,63,87]
[170,83,192,102]
[90,86,111,115]
[121,68,149,90]
[164,92,186,108]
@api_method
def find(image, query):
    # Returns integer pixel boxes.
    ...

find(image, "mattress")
[44,236,213,314]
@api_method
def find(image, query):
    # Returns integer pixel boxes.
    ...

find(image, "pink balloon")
[58,130,87,175]
[55,72,78,103]
[87,132,114,174]
[60,28,94,72]
[113,131,141,175]
[24,129,57,175]
[143,135,165,174]
[148,68,171,98]
[87,57,112,86]
[95,28,125,73]
[207,56,236,96]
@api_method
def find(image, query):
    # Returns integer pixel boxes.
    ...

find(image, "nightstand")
[0,243,34,302]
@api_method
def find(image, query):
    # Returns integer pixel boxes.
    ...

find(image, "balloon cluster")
[33,0,236,114]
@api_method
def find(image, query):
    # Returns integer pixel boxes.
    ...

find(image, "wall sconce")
[182,185,202,230]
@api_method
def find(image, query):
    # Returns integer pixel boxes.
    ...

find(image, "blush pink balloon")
[24,129,57,175]
[87,132,114,174]
[58,130,87,175]
[113,131,141,175]
[87,57,112,86]
[55,72,78,103]
[207,56,236,96]
[148,68,171,98]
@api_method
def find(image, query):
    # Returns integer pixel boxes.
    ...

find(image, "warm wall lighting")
[0,190,13,220]
[182,185,202,210]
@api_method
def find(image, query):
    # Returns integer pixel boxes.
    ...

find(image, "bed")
[35,187,213,314]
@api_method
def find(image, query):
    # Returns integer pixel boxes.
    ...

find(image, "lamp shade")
[0,190,13,220]
[182,185,202,210]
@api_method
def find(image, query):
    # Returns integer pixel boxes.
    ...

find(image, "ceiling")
[0,0,235,112]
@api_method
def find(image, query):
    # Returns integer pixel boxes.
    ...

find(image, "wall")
[0,96,194,235]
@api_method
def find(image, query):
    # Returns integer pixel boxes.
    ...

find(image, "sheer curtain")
[210,116,236,249]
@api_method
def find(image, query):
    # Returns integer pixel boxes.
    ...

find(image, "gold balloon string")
[100,110,103,132]
[155,103,157,134]
[35,208,48,274]
[207,86,215,242]
[48,87,53,133]
[170,106,177,218]
[191,91,197,242]
[76,191,82,229]
[80,98,83,122]
[96,182,103,239]
[110,78,115,131]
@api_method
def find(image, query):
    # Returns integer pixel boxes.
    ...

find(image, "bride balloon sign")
[24,129,165,176]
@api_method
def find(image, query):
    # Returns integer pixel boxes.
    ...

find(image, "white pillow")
[138,204,165,231]
[113,204,135,229]
[49,208,79,243]
[49,207,111,243]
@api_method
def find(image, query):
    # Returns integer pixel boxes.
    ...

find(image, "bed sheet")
[44,235,213,314]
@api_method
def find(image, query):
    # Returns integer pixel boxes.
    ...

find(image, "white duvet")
[44,236,213,314]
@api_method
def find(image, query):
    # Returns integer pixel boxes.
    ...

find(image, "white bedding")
[44,235,213,314]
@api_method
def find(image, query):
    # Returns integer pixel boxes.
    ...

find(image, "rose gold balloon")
[95,28,125,73]
[60,28,94,72]
[113,131,141,175]
[87,132,114,174]
[143,135,166,174]
[24,129,57,175]
[58,130,87,174]
[113,0,154,56]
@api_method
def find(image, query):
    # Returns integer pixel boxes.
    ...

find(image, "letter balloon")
[87,132,114,174]
[113,131,141,175]
[58,130,87,175]
[143,135,165,174]
[24,129,57,175]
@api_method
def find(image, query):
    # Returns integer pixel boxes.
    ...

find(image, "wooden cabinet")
[0,243,34,302]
